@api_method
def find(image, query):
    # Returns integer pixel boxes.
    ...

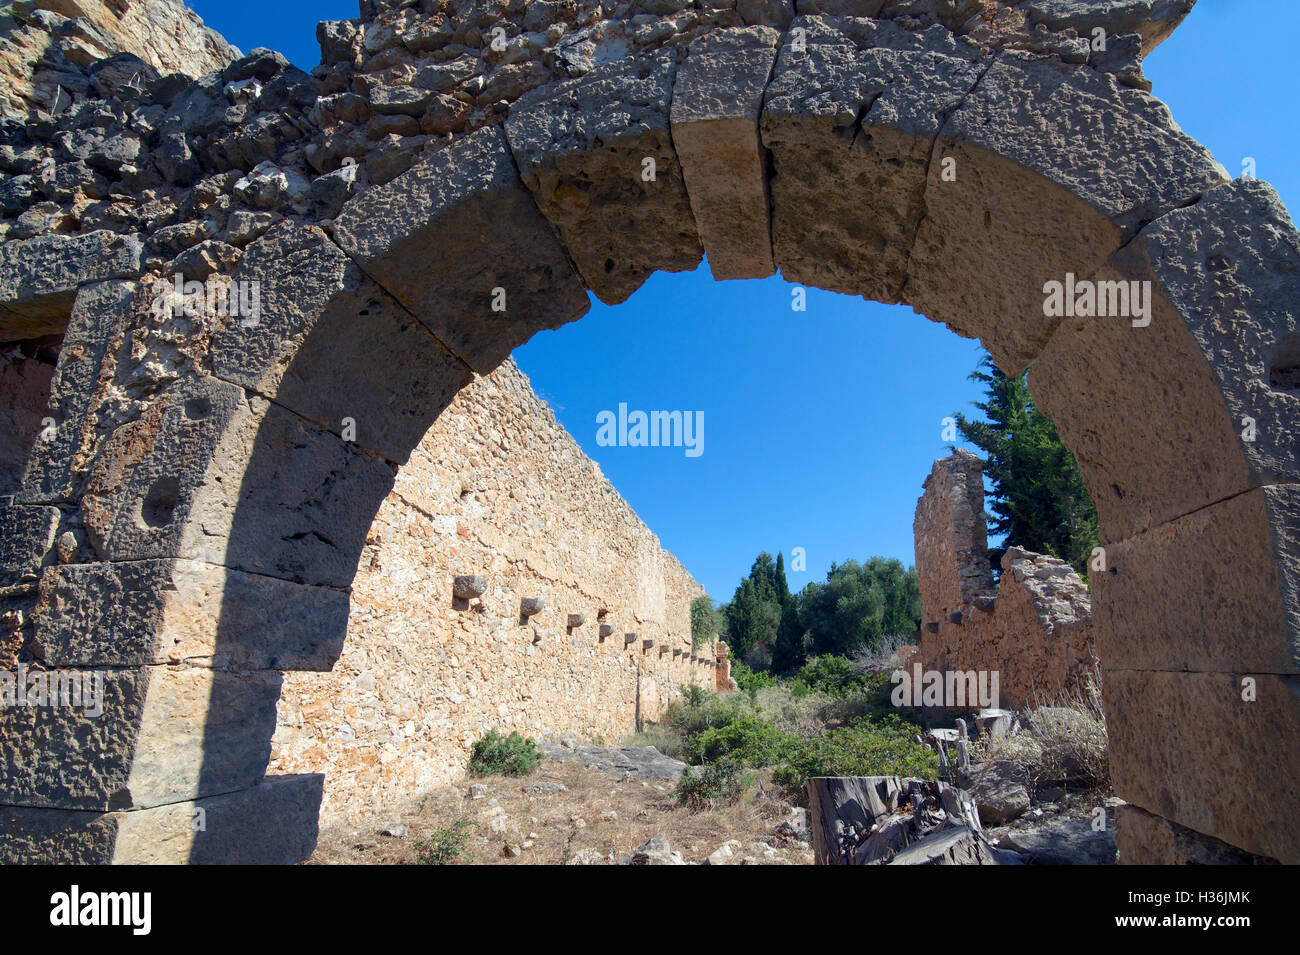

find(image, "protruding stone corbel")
[624,632,637,646]
[567,613,586,629]
[520,597,545,618]
[599,624,614,641]
[642,638,654,652]
[453,574,487,600]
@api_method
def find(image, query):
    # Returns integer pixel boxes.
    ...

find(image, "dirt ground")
[309,759,814,865]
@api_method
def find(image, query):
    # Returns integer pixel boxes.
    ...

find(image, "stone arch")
[1,4,1297,864]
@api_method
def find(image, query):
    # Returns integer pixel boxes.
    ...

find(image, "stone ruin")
[0,0,1297,866]
[910,451,1097,710]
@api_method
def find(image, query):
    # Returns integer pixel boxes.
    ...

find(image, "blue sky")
[192,1,1299,603]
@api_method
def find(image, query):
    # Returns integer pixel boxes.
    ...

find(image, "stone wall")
[912,453,1097,708]
[0,0,238,120]
[267,358,711,824]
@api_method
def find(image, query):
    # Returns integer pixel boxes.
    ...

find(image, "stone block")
[671,26,780,280]
[1104,668,1300,863]
[0,503,58,583]
[0,666,278,811]
[453,574,488,599]
[1024,0,1196,55]
[1114,802,1273,865]
[17,280,137,504]
[908,51,1226,374]
[332,125,589,373]
[210,223,472,465]
[0,231,143,341]
[0,774,322,864]
[116,774,323,864]
[31,558,349,670]
[1032,179,1300,540]
[77,376,395,589]
[1093,485,1299,673]
[506,49,702,305]
[762,17,982,303]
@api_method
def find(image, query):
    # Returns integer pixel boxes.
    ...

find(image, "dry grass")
[752,686,839,737]
[308,758,811,865]
[849,634,915,673]
[975,676,1110,793]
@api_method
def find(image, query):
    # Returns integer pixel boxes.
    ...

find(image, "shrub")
[676,760,752,811]
[848,633,915,673]
[753,685,838,738]
[662,686,749,738]
[680,682,709,708]
[773,716,938,790]
[415,818,471,865]
[731,660,778,694]
[686,715,797,768]
[469,730,543,777]
[791,654,888,698]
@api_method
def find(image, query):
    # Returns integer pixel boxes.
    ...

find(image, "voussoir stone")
[1032,178,1300,541]
[762,17,983,303]
[210,222,472,464]
[0,231,143,341]
[18,280,138,505]
[907,49,1226,374]
[31,558,349,670]
[0,503,58,583]
[1025,0,1197,55]
[1105,668,1300,864]
[1092,485,1300,674]
[77,376,395,589]
[505,48,703,305]
[332,124,588,373]
[671,25,780,281]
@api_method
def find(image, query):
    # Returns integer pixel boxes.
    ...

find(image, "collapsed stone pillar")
[913,451,995,626]
[912,453,1097,709]
[715,640,738,693]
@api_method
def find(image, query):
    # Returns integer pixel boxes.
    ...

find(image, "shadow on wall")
[193,224,472,862]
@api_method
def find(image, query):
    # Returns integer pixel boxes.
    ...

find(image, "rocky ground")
[310,735,1117,865]
[309,741,813,865]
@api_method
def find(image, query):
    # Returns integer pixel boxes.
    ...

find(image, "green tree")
[727,551,922,674]
[952,356,1099,575]
[724,552,789,668]
[796,558,921,661]
[690,595,724,650]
